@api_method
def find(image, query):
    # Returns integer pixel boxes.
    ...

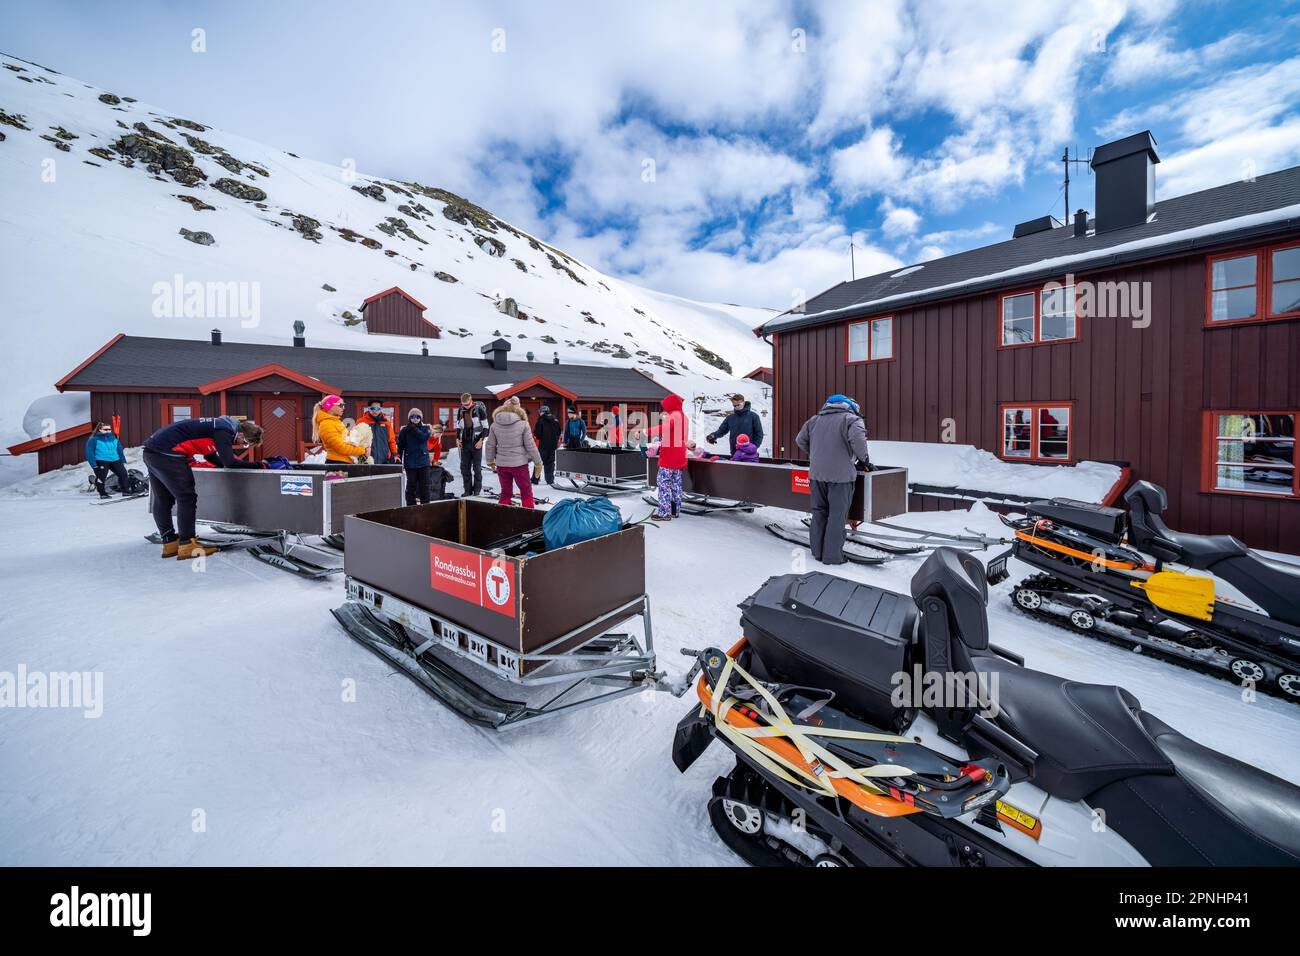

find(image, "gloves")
[532,463,542,482]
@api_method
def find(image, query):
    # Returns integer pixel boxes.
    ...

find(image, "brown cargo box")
[344,499,646,675]
[192,468,404,535]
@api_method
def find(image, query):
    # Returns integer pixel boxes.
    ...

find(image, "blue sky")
[3,0,1300,308]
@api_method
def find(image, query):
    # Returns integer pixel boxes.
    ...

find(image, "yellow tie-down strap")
[705,654,926,817]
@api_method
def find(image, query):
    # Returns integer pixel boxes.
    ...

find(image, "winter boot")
[178,538,220,560]
[160,534,180,558]
[651,513,673,522]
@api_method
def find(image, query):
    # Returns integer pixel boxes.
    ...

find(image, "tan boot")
[178,538,220,560]
[160,538,180,559]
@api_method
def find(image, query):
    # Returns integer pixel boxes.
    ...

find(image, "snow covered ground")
[1,461,1297,865]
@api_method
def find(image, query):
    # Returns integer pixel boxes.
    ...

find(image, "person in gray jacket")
[795,394,871,564]
[485,399,544,509]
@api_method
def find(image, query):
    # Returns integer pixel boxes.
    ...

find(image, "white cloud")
[880,200,921,237]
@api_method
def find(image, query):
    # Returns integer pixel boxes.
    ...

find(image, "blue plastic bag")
[542,497,623,550]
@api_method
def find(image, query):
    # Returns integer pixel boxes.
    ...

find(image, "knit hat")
[321,394,344,412]
[826,394,859,413]
[408,407,424,420]
[737,433,751,444]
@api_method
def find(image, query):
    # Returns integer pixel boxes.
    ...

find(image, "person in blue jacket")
[86,422,130,498]
[562,407,588,449]
[142,416,264,560]
[706,394,764,455]
[395,408,434,505]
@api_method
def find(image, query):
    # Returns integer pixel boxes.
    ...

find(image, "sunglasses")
[409,414,423,421]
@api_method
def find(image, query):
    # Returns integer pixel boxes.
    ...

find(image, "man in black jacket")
[455,391,489,497]
[143,416,264,559]
[532,405,562,485]
[707,394,764,456]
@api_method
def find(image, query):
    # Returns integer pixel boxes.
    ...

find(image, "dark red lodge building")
[759,131,1300,550]
[11,333,669,469]
[358,286,442,339]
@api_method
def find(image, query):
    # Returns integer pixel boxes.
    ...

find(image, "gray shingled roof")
[762,164,1300,334]
[62,335,673,400]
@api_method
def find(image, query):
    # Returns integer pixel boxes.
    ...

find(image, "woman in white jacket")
[485,399,543,508]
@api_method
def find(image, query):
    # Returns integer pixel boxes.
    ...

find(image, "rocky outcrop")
[170,117,207,132]
[475,234,505,257]
[322,283,336,292]
[176,194,215,211]
[547,252,585,285]
[434,271,458,283]
[0,110,30,131]
[179,227,214,245]
[496,297,519,318]
[212,177,266,202]
[691,343,733,375]
[87,146,115,161]
[511,258,528,273]
[40,135,70,152]
[97,93,121,106]
[111,132,206,185]
[292,214,322,240]
[351,183,386,202]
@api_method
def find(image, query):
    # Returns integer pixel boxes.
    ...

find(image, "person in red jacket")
[646,394,689,521]
[427,424,444,466]
[173,436,219,468]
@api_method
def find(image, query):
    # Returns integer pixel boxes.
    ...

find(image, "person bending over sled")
[730,433,761,463]
[86,421,131,498]
[312,395,370,464]
[142,416,265,559]
[485,398,543,509]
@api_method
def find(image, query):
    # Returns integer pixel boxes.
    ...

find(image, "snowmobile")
[672,548,1300,866]
[987,481,1300,699]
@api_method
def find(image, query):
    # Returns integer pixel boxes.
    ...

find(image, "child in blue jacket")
[86,422,130,498]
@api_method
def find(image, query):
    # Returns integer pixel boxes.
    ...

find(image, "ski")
[869,518,1005,546]
[764,522,892,564]
[799,517,985,553]
[91,491,148,505]
[320,533,346,552]
[248,545,342,579]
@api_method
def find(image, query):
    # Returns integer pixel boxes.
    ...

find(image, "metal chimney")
[480,337,511,372]
[1073,209,1088,238]
[211,328,222,345]
[292,320,306,348]
[553,351,560,365]
[421,341,429,356]
[1089,131,1160,233]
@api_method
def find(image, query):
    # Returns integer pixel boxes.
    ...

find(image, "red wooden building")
[758,132,1300,550]
[359,286,442,339]
[11,333,669,468]
[743,366,775,386]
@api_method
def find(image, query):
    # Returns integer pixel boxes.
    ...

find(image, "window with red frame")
[578,403,605,433]
[847,316,894,362]
[1207,242,1300,324]
[160,399,196,424]
[999,403,1072,462]
[999,284,1076,347]
[1205,411,1296,497]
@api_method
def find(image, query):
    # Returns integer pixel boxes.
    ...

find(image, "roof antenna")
[850,238,856,281]
[1062,145,1092,222]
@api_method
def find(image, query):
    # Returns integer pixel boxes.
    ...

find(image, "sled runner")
[990,481,1300,700]
[764,521,892,564]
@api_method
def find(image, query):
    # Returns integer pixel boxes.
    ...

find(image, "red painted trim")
[1100,466,1132,507]
[360,286,427,312]
[743,366,774,379]
[492,374,578,402]
[772,331,780,454]
[996,401,1075,464]
[54,333,125,392]
[1200,408,1298,499]
[160,398,200,427]
[197,363,340,396]
[1270,239,1300,320]
[845,315,896,365]
[996,283,1081,350]
[7,421,93,455]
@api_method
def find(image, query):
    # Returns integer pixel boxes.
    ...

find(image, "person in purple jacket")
[730,433,761,462]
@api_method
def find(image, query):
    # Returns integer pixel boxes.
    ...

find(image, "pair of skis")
[801,517,1004,554]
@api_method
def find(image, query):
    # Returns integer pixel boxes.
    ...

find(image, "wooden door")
[258,396,300,460]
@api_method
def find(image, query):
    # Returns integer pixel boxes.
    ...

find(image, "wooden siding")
[363,292,439,338]
[774,242,1300,551]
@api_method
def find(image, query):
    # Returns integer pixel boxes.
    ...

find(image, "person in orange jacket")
[358,400,399,464]
[312,395,369,463]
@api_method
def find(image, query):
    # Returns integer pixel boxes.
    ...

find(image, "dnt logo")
[484,565,511,606]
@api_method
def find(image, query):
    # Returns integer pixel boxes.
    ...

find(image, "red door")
[258,397,300,460]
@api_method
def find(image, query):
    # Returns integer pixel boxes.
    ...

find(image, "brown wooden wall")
[363,293,439,338]
[774,241,1300,551]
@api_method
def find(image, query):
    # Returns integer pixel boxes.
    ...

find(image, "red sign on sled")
[428,542,516,617]
[791,470,811,494]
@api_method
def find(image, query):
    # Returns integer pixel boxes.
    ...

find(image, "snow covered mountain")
[0,52,774,456]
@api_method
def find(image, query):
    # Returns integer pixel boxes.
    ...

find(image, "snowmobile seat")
[1124,480,1247,568]
[1213,552,1300,628]
[1087,712,1300,866]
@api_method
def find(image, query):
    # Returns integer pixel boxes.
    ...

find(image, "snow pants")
[539,447,556,485]
[809,479,853,564]
[459,443,483,496]
[404,466,432,505]
[143,449,198,541]
[92,459,130,495]
[497,464,536,509]
[656,466,684,516]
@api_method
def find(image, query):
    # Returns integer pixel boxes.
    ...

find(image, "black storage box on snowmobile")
[1026,498,1126,543]
[740,572,918,731]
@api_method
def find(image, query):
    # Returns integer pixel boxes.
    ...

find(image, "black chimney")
[421,340,428,356]
[211,328,222,346]
[292,320,306,348]
[553,351,559,365]
[480,337,511,372]
[526,351,535,362]
[1089,131,1159,233]
[1073,208,1088,238]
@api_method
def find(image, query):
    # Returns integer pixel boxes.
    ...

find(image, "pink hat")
[321,394,344,412]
